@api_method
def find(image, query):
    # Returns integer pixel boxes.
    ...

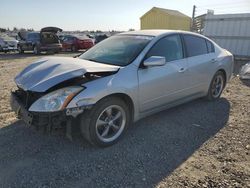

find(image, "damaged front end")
[10,87,92,140]
[11,57,119,140]
[11,72,117,140]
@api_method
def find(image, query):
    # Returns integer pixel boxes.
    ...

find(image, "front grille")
[15,89,44,109]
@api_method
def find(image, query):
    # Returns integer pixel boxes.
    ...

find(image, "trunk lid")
[40,27,62,33]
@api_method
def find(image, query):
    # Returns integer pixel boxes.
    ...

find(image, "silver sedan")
[11,30,234,147]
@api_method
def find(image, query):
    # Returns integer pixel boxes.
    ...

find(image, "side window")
[27,33,32,40]
[63,37,69,42]
[28,33,40,41]
[183,35,208,57]
[206,40,215,53]
[65,37,74,42]
[146,35,183,62]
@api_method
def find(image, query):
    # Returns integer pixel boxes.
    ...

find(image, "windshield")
[79,35,153,66]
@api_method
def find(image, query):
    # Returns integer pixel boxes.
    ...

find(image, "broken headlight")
[29,86,84,112]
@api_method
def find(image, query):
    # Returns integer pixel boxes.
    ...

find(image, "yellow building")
[140,7,191,31]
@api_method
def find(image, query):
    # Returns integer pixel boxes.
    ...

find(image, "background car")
[61,35,94,52]
[0,36,18,52]
[4,36,19,52]
[17,27,62,55]
[58,34,65,42]
[94,34,108,44]
[0,37,9,53]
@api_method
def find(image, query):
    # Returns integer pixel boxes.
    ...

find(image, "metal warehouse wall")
[203,13,250,57]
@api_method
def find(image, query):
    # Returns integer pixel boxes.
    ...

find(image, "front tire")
[80,97,131,147]
[206,71,225,100]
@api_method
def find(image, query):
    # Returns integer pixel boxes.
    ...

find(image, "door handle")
[178,67,186,73]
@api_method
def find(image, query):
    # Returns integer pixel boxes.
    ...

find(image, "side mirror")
[143,56,166,67]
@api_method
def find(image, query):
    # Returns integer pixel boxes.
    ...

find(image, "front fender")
[67,66,138,108]
[66,65,140,121]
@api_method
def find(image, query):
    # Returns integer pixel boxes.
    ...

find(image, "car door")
[63,36,73,49]
[138,34,190,112]
[182,34,217,93]
[26,33,34,50]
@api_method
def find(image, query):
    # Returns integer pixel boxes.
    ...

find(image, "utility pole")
[191,5,196,31]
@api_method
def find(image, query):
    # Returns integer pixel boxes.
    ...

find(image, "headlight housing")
[29,86,84,112]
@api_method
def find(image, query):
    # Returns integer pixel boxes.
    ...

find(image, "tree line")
[0,27,34,32]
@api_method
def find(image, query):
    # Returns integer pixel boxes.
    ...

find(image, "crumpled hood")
[15,56,120,92]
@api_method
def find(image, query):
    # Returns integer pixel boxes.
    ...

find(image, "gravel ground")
[0,52,249,188]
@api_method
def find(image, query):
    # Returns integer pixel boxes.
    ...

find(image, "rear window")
[206,40,215,53]
[63,36,75,42]
[41,32,59,44]
[28,33,40,40]
[76,35,89,40]
[183,35,208,57]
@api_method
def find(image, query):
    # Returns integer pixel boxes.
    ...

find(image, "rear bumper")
[40,44,62,52]
[79,43,94,49]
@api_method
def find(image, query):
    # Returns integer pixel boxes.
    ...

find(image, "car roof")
[119,30,205,37]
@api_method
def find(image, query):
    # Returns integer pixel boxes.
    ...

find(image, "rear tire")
[206,71,225,100]
[80,97,131,147]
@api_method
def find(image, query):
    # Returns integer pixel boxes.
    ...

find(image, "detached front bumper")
[10,92,67,131]
[10,91,92,139]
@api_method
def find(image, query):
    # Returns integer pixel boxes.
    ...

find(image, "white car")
[0,36,18,52]
[5,36,19,51]
[0,37,9,52]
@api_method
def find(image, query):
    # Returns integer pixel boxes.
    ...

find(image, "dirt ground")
[0,52,249,188]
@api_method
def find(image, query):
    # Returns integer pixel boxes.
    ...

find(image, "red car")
[61,35,94,52]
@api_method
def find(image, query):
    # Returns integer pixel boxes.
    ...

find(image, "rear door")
[138,34,190,112]
[182,34,217,93]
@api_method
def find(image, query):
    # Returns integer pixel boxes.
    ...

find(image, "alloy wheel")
[95,105,126,143]
[211,74,224,98]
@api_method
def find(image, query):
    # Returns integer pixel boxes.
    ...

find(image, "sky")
[0,0,250,31]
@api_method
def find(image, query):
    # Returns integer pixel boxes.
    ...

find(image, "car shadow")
[0,98,230,188]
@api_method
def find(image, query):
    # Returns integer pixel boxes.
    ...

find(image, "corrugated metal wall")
[203,13,250,57]
[140,9,191,31]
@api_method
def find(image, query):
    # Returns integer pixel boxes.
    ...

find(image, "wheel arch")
[217,68,227,84]
[97,93,135,121]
